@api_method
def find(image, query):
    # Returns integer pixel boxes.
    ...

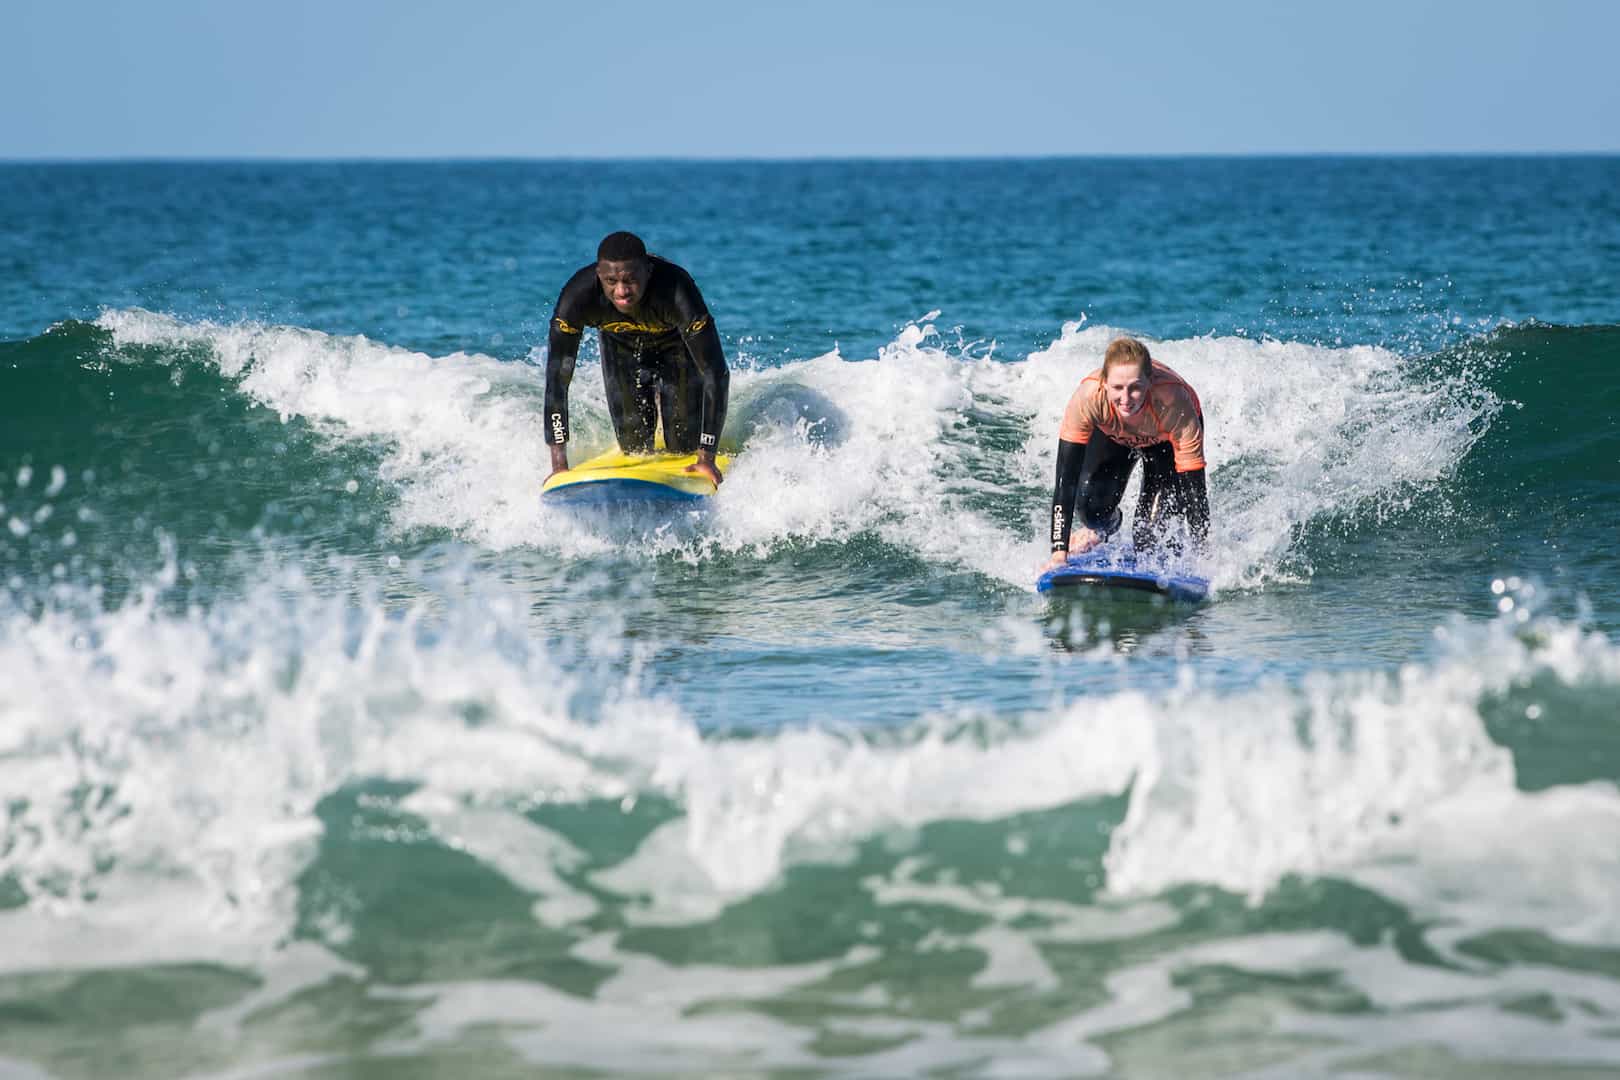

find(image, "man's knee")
[659,391,704,453]
[615,421,655,453]
[611,399,657,452]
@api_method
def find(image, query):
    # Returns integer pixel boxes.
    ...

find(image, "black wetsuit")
[1051,435,1210,558]
[544,256,729,454]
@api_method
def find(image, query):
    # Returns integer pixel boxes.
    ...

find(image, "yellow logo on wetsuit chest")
[601,320,671,334]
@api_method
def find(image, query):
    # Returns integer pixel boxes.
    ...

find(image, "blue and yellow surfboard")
[541,449,731,505]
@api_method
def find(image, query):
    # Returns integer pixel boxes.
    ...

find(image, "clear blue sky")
[6,0,1618,158]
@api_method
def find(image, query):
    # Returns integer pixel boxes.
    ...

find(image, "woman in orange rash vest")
[1044,336,1210,570]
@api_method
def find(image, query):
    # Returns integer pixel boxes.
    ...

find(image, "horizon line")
[4,149,1620,166]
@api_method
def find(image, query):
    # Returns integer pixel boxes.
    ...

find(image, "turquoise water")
[3,158,1620,1078]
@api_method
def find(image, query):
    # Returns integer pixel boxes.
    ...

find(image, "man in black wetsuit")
[544,231,729,486]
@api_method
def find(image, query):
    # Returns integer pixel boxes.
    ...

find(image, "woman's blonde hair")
[1102,336,1153,379]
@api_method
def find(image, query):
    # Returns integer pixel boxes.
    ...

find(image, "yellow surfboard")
[541,448,732,504]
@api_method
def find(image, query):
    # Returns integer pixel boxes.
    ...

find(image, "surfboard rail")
[1036,552,1209,603]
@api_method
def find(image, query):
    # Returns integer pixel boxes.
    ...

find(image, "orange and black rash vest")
[544,255,728,448]
[1058,362,1206,472]
[1048,361,1210,554]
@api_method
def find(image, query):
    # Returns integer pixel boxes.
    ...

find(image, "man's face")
[1105,364,1150,418]
[597,258,650,313]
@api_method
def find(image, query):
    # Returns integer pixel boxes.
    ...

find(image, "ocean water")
[2,157,1619,1078]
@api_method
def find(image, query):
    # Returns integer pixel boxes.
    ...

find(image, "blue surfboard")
[1037,550,1209,604]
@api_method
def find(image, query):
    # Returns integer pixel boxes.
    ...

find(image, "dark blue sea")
[2,157,1619,1077]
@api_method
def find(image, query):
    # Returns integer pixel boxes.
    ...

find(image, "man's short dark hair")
[597,231,647,262]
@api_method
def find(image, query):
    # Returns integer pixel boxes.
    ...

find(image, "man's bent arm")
[680,316,730,454]
[544,316,582,448]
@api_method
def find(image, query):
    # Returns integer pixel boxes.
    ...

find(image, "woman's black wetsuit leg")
[1075,432,1137,539]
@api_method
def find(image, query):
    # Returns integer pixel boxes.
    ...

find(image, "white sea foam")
[4,539,1618,976]
[4,548,1619,1075]
[93,309,1496,589]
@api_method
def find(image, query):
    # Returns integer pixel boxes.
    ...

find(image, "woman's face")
[1105,363,1150,417]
